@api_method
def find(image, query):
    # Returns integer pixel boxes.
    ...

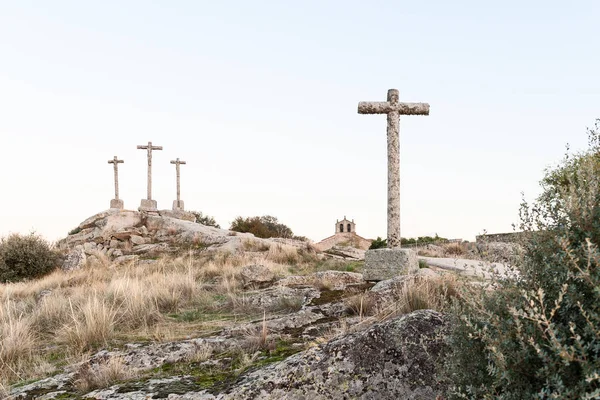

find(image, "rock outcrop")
[12,310,447,399]
[240,264,275,288]
[61,246,87,271]
[223,310,447,399]
[58,209,260,267]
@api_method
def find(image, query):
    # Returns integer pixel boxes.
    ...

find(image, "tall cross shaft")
[358,89,429,248]
[170,158,186,207]
[107,156,124,199]
[137,141,163,200]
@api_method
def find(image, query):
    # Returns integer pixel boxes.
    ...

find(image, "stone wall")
[476,231,530,244]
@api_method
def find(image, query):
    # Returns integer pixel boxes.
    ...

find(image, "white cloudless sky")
[0,1,599,243]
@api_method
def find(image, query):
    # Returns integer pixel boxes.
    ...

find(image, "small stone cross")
[107,156,124,209]
[170,158,187,210]
[358,89,430,248]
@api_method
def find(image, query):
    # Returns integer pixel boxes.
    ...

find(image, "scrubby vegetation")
[230,215,294,239]
[0,233,59,283]
[369,235,450,250]
[190,211,221,229]
[369,236,387,249]
[444,120,600,399]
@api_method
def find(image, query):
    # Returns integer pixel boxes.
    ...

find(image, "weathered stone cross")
[358,89,429,248]
[170,158,187,210]
[107,156,124,209]
[137,141,162,211]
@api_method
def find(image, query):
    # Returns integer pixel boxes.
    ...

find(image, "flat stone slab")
[419,256,512,279]
[158,209,196,222]
[363,248,418,281]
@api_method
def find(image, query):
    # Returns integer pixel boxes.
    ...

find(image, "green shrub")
[230,215,293,239]
[190,211,220,229]
[443,119,600,399]
[0,233,59,283]
[369,237,387,249]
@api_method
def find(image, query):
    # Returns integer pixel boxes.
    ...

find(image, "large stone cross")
[170,158,187,210]
[137,141,162,211]
[358,89,429,248]
[107,156,124,209]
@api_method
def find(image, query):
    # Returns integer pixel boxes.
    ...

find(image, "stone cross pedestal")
[137,141,163,211]
[358,89,430,280]
[170,158,186,211]
[107,156,124,209]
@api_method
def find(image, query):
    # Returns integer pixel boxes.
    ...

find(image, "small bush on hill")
[190,211,220,229]
[230,215,293,239]
[444,119,600,399]
[369,237,387,250]
[0,233,59,283]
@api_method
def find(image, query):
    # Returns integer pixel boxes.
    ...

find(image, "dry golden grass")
[0,243,327,387]
[0,301,36,382]
[330,274,463,339]
[73,356,134,393]
[59,295,118,353]
[0,381,9,399]
[381,274,461,320]
[344,292,377,318]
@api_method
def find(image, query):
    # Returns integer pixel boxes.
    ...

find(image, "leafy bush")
[0,233,59,283]
[444,120,600,399]
[369,237,387,249]
[230,215,293,239]
[190,211,220,229]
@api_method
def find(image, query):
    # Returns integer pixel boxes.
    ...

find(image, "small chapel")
[336,217,356,234]
[314,216,372,251]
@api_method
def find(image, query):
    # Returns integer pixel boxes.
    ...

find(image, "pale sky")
[1,1,598,243]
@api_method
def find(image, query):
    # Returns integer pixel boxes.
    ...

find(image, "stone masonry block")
[139,199,158,212]
[172,200,185,211]
[110,199,124,210]
[363,248,418,281]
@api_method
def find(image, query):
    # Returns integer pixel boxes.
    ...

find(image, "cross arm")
[137,145,148,149]
[357,102,430,115]
[108,159,124,164]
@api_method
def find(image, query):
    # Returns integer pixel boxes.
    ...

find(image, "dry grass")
[59,295,118,353]
[0,301,36,382]
[332,274,463,339]
[73,356,134,392]
[345,292,377,318]
[235,313,276,354]
[382,274,461,320]
[185,342,213,363]
[0,382,9,399]
[0,242,327,388]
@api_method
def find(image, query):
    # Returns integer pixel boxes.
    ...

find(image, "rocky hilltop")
[57,209,273,269]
